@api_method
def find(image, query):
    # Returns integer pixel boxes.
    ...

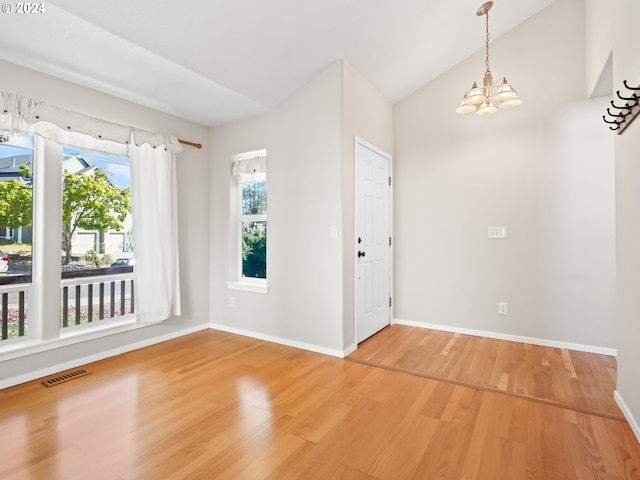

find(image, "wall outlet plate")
[498,302,508,315]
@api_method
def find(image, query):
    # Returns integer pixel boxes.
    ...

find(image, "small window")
[240,179,267,279]
[228,150,267,292]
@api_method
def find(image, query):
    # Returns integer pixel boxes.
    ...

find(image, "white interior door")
[355,138,391,344]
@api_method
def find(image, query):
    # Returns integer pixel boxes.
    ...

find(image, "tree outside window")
[0,135,34,278]
[61,150,132,270]
[61,168,130,265]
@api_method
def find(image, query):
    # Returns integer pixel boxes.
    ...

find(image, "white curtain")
[232,154,266,183]
[0,91,182,152]
[0,90,183,324]
[130,144,181,324]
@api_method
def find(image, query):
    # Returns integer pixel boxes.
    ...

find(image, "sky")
[0,134,130,189]
[0,134,33,158]
[63,148,131,188]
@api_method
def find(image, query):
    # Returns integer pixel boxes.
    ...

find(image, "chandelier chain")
[485,11,491,74]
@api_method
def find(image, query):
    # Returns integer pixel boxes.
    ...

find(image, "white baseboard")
[392,319,617,357]
[0,324,209,390]
[343,343,358,357]
[209,323,346,358]
[615,391,640,444]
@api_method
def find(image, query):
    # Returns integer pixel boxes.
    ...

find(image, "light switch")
[488,226,507,239]
[330,226,338,239]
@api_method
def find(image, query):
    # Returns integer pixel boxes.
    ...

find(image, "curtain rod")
[178,139,203,149]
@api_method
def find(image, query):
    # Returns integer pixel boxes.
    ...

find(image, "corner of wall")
[614,391,640,444]
[585,0,614,97]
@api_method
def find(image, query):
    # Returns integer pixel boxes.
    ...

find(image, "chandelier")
[456,1,522,115]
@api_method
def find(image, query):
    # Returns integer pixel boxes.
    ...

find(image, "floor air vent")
[41,369,91,387]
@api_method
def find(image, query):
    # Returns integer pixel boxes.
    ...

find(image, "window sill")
[0,316,140,362]
[226,281,269,294]
[60,315,138,341]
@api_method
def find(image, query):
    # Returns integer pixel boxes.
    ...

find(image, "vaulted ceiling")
[0,0,555,126]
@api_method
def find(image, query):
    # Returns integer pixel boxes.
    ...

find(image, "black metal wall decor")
[603,80,640,135]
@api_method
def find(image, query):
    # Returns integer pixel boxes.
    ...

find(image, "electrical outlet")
[488,226,507,239]
[498,302,508,315]
[229,296,235,308]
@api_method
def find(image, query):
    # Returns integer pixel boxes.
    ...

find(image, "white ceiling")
[0,0,555,127]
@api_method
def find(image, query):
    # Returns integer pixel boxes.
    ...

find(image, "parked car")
[0,249,8,273]
[111,257,134,267]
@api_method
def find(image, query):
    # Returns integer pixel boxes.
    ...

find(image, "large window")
[0,92,181,355]
[0,134,135,343]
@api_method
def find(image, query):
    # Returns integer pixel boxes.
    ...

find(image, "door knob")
[358,251,366,258]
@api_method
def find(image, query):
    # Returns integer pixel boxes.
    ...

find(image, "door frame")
[353,135,394,345]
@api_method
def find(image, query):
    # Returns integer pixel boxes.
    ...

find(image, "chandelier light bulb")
[456,99,478,114]
[477,100,498,115]
[499,96,522,108]
[493,78,519,102]
[464,82,487,106]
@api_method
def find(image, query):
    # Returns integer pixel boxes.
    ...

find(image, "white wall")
[612,0,640,442]
[209,60,394,354]
[209,62,345,354]
[0,59,210,385]
[393,0,616,351]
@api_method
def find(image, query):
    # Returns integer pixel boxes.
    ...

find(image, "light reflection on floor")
[53,374,140,478]
[236,377,274,437]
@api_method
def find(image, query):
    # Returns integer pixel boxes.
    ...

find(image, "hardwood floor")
[349,325,622,420]
[0,328,639,479]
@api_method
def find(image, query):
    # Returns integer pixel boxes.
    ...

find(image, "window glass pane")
[61,148,132,272]
[0,134,34,281]
[242,220,266,279]
[242,181,267,216]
